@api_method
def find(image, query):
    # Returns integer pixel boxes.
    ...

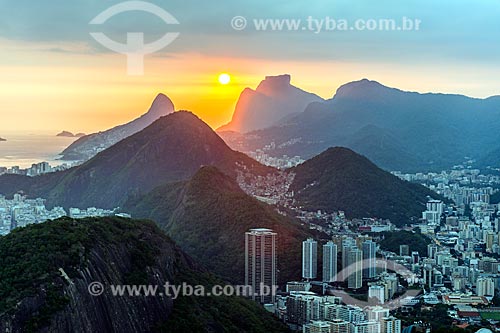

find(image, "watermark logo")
[88,281,105,296]
[330,258,420,310]
[89,1,180,75]
[231,16,421,33]
[231,16,248,31]
[88,281,277,299]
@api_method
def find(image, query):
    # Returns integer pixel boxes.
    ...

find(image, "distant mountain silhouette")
[56,131,77,137]
[0,112,271,209]
[60,93,175,161]
[289,147,446,226]
[230,79,500,171]
[218,74,323,133]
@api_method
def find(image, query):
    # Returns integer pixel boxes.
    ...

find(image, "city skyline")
[2,1,500,332]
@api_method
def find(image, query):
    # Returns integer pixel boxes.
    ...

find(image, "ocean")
[0,134,78,168]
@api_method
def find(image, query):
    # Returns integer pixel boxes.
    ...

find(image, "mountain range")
[60,93,175,161]
[0,104,443,278]
[221,79,500,172]
[0,94,452,331]
[124,166,315,284]
[0,111,271,209]
[218,74,323,133]
[0,217,288,332]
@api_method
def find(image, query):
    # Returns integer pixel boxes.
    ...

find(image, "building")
[329,319,350,333]
[427,244,438,259]
[287,281,312,293]
[442,295,489,305]
[485,231,496,252]
[338,305,366,323]
[477,277,495,297]
[323,241,337,282]
[286,292,326,326]
[303,321,330,333]
[350,321,380,333]
[342,237,356,270]
[411,251,420,264]
[422,199,444,224]
[381,317,402,333]
[245,228,277,304]
[347,247,363,289]
[368,285,385,304]
[399,245,409,256]
[303,238,318,280]
[362,240,377,278]
[366,306,390,322]
[381,273,399,300]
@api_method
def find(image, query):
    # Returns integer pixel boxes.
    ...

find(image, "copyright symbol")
[88,281,104,296]
[231,16,247,30]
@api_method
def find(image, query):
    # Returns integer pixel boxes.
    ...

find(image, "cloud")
[0,0,498,63]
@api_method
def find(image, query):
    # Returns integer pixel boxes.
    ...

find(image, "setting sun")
[218,73,231,85]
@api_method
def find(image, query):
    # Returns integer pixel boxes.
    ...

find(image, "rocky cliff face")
[0,217,288,333]
[0,218,184,332]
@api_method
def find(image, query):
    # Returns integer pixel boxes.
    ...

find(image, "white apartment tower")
[323,241,338,282]
[362,240,377,278]
[347,247,363,289]
[303,238,318,280]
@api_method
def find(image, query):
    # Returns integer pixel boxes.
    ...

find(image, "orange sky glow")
[1,38,500,134]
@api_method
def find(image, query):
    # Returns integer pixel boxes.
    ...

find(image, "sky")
[0,0,500,133]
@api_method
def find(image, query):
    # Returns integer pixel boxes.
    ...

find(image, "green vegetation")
[379,230,431,256]
[491,191,500,204]
[396,304,477,333]
[480,311,500,320]
[0,217,163,330]
[158,268,289,333]
[290,147,446,226]
[0,216,289,332]
[126,166,312,284]
[0,217,92,314]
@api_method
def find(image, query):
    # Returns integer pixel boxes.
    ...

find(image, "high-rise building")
[411,251,420,264]
[381,273,399,300]
[362,240,377,278]
[323,241,337,282]
[347,247,363,289]
[427,244,438,259]
[303,238,318,280]
[245,228,277,304]
[486,231,496,252]
[342,237,356,269]
[422,199,444,224]
[477,277,495,297]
